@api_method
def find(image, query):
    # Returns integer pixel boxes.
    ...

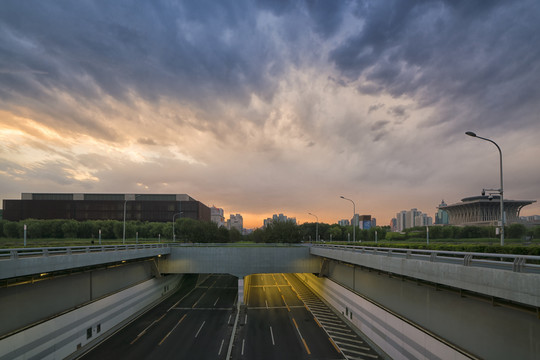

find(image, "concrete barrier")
[0,275,182,360]
[311,246,540,308]
[297,273,473,360]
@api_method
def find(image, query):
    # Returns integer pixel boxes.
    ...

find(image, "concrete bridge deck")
[1,243,539,359]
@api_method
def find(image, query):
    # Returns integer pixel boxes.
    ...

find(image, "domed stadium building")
[440,195,536,226]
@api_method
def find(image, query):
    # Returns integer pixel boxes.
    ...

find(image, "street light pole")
[466,131,505,245]
[340,196,356,242]
[172,212,183,242]
[308,213,319,242]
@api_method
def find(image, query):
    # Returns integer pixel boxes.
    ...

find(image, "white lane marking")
[269,326,275,345]
[228,314,232,324]
[195,321,206,338]
[241,339,245,355]
[218,339,225,355]
[244,314,248,324]
[214,297,220,306]
[265,300,269,309]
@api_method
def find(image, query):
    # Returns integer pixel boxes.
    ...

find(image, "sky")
[1,0,539,228]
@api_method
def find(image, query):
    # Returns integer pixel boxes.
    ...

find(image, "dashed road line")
[269,326,275,345]
[195,321,206,338]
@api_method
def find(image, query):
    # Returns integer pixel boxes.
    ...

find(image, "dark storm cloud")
[329,0,540,130]
[387,105,407,119]
[367,103,384,114]
[0,0,290,133]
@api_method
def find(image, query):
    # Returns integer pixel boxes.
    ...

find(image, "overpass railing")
[0,243,170,261]
[311,244,540,274]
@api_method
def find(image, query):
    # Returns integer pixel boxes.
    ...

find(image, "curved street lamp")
[340,196,356,242]
[172,212,183,242]
[308,213,319,242]
[466,131,505,245]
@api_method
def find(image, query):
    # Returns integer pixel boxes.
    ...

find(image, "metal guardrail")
[0,243,170,261]
[169,242,304,247]
[311,244,540,274]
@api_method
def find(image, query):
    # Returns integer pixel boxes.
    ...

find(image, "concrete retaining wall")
[317,260,540,360]
[297,273,472,360]
[0,274,182,360]
[0,260,155,336]
[311,247,540,307]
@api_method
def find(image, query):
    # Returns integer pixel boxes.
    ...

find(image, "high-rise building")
[358,215,372,230]
[210,206,225,228]
[264,213,297,227]
[338,219,350,226]
[414,213,433,227]
[435,200,449,224]
[392,208,433,231]
[395,210,407,231]
[227,214,243,232]
[390,218,397,232]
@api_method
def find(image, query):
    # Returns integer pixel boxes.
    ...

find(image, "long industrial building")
[441,195,535,226]
[2,193,211,223]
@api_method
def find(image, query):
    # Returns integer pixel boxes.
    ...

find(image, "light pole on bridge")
[340,196,356,242]
[465,131,505,246]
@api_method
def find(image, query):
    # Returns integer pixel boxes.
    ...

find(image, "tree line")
[393,224,540,241]
[0,219,242,243]
[1,218,538,243]
[245,221,390,243]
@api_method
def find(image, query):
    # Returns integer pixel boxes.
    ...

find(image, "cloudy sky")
[1,0,539,228]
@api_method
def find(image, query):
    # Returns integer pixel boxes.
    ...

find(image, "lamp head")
[465,131,477,137]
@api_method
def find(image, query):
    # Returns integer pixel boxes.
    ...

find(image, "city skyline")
[1,1,539,229]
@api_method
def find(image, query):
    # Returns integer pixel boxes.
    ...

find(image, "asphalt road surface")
[80,273,380,359]
[80,274,238,360]
[231,273,345,360]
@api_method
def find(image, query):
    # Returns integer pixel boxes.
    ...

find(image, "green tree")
[249,228,267,243]
[327,225,342,241]
[216,226,230,243]
[61,220,78,238]
[531,226,540,239]
[148,222,166,240]
[26,219,45,238]
[77,221,95,239]
[229,227,242,242]
[3,221,20,238]
[507,224,527,239]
